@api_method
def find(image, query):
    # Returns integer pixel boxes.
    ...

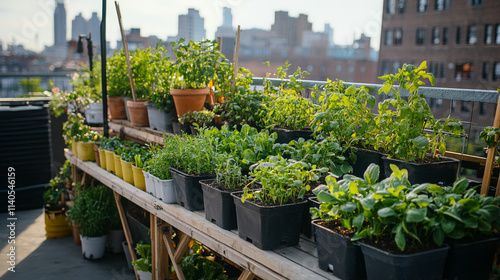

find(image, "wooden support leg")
[113,191,139,280]
[80,172,88,186]
[152,217,169,280]
[162,227,191,280]
[151,214,157,280]
[238,270,255,280]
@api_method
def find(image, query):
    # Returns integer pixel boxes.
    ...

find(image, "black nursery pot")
[170,167,215,211]
[350,147,386,179]
[382,156,459,185]
[312,220,366,280]
[231,192,307,250]
[360,242,449,280]
[171,119,191,135]
[272,127,313,144]
[444,236,500,280]
[200,179,238,230]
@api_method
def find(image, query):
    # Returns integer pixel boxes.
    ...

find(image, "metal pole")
[101,0,108,138]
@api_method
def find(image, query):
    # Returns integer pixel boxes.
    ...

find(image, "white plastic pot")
[85,102,104,125]
[80,235,107,260]
[156,178,176,204]
[137,270,152,280]
[143,170,156,197]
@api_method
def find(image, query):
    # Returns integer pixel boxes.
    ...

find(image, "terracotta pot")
[72,221,81,245]
[170,88,209,117]
[107,96,126,119]
[126,100,149,127]
[93,144,100,167]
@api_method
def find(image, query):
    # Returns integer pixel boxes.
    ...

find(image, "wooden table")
[65,151,340,280]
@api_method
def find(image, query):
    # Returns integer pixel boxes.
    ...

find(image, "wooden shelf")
[65,150,339,280]
[109,119,173,145]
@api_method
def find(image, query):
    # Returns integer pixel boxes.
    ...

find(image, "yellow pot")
[132,165,146,191]
[98,148,107,169]
[121,160,134,184]
[104,150,115,173]
[113,154,123,179]
[77,142,95,161]
[71,137,78,157]
[45,208,71,239]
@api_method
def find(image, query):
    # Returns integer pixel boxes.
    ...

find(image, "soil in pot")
[313,220,366,280]
[231,192,307,250]
[127,100,149,127]
[108,96,126,119]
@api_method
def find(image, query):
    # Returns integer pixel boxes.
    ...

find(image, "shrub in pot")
[132,242,152,280]
[68,185,114,260]
[179,110,215,135]
[233,155,327,250]
[144,145,176,203]
[43,176,71,239]
[375,62,464,185]
[107,50,132,119]
[170,39,232,117]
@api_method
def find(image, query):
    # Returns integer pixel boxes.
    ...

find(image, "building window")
[455,63,473,80]
[482,62,490,80]
[471,0,484,5]
[381,61,390,75]
[451,100,456,113]
[436,99,443,109]
[336,65,342,72]
[485,24,493,45]
[394,28,403,45]
[360,66,366,73]
[480,103,487,115]
[392,61,400,74]
[443,27,448,45]
[494,62,500,81]
[398,0,406,13]
[467,25,477,45]
[432,27,440,45]
[496,24,500,44]
[439,63,445,78]
[435,0,449,10]
[461,102,470,113]
[387,0,396,14]
[416,28,426,45]
[385,30,393,46]
[418,0,428,12]
[456,26,461,44]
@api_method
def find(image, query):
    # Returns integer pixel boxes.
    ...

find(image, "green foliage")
[180,254,228,280]
[144,144,173,180]
[132,243,152,272]
[99,136,123,152]
[171,39,231,90]
[165,133,218,176]
[214,154,246,190]
[62,113,88,146]
[376,62,464,161]
[43,176,66,209]
[244,155,327,205]
[179,110,215,127]
[60,160,72,182]
[480,127,500,166]
[68,185,115,237]
[215,86,269,128]
[19,77,43,93]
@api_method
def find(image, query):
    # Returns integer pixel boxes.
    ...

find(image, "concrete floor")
[0,208,136,280]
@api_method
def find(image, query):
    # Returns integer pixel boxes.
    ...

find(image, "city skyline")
[0,0,383,52]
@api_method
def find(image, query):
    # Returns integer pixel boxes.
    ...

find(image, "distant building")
[215,7,235,39]
[116,28,160,51]
[54,0,67,45]
[271,11,312,47]
[324,24,334,46]
[379,0,500,90]
[87,12,101,47]
[71,13,86,40]
[177,8,206,42]
[71,12,101,46]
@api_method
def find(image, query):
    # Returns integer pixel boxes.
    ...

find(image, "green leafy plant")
[43,176,66,210]
[213,154,246,190]
[62,113,88,146]
[179,110,215,127]
[166,133,218,176]
[132,242,152,272]
[480,127,500,166]
[243,155,327,205]
[144,145,173,180]
[180,254,228,280]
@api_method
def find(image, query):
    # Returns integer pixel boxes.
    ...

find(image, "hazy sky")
[0,0,383,52]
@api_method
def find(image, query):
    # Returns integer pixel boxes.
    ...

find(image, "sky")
[0,0,383,52]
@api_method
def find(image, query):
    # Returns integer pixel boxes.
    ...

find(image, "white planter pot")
[137,270,152,280]
[122,241,134,270]
[80,235,107,260]
[106,229,125,253]
[156,178,176,204]
[143,171,156,197]
[85,102,104,125]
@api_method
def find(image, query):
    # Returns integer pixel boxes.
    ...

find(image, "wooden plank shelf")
[109,119,173,145]
[65,150,340,280]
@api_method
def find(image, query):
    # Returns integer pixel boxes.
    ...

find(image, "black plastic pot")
[171,119,191,135]
[444,236,500,280]
[350,147,386,179]
[360,242,449,280]
[272,127,313,144]
[200,179,238,230]
[170,167,215,211]
[231,192,307,250]
[382,156,459,185]
[301,197,317,239]
[313,220,366,280]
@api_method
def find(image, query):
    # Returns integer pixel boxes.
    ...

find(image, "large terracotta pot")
[107,96,126,119]
[170,88,209,117]
[126,100,149,127]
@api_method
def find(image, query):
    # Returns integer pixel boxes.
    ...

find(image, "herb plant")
[132,242,152,272]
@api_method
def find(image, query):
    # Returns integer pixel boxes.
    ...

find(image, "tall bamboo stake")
[115,1,137,101]
[481,92,500,196]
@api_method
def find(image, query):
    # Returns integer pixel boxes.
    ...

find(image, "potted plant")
[170,39,231,117]
[107,49,131,119]
[232,155,327,250]
[144,145,176,203]
[131,242,152,280]
[179,110,216,135]
[427,177,500,280]
[132,150,150,191]
[62,113,87,157]
[376,62,464,185]
[168,134,217,211]
[68,185,114,260]
[76,130,101,162]
[200,154,255,230]
[100,136,122,173]
[43,176,72,239]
